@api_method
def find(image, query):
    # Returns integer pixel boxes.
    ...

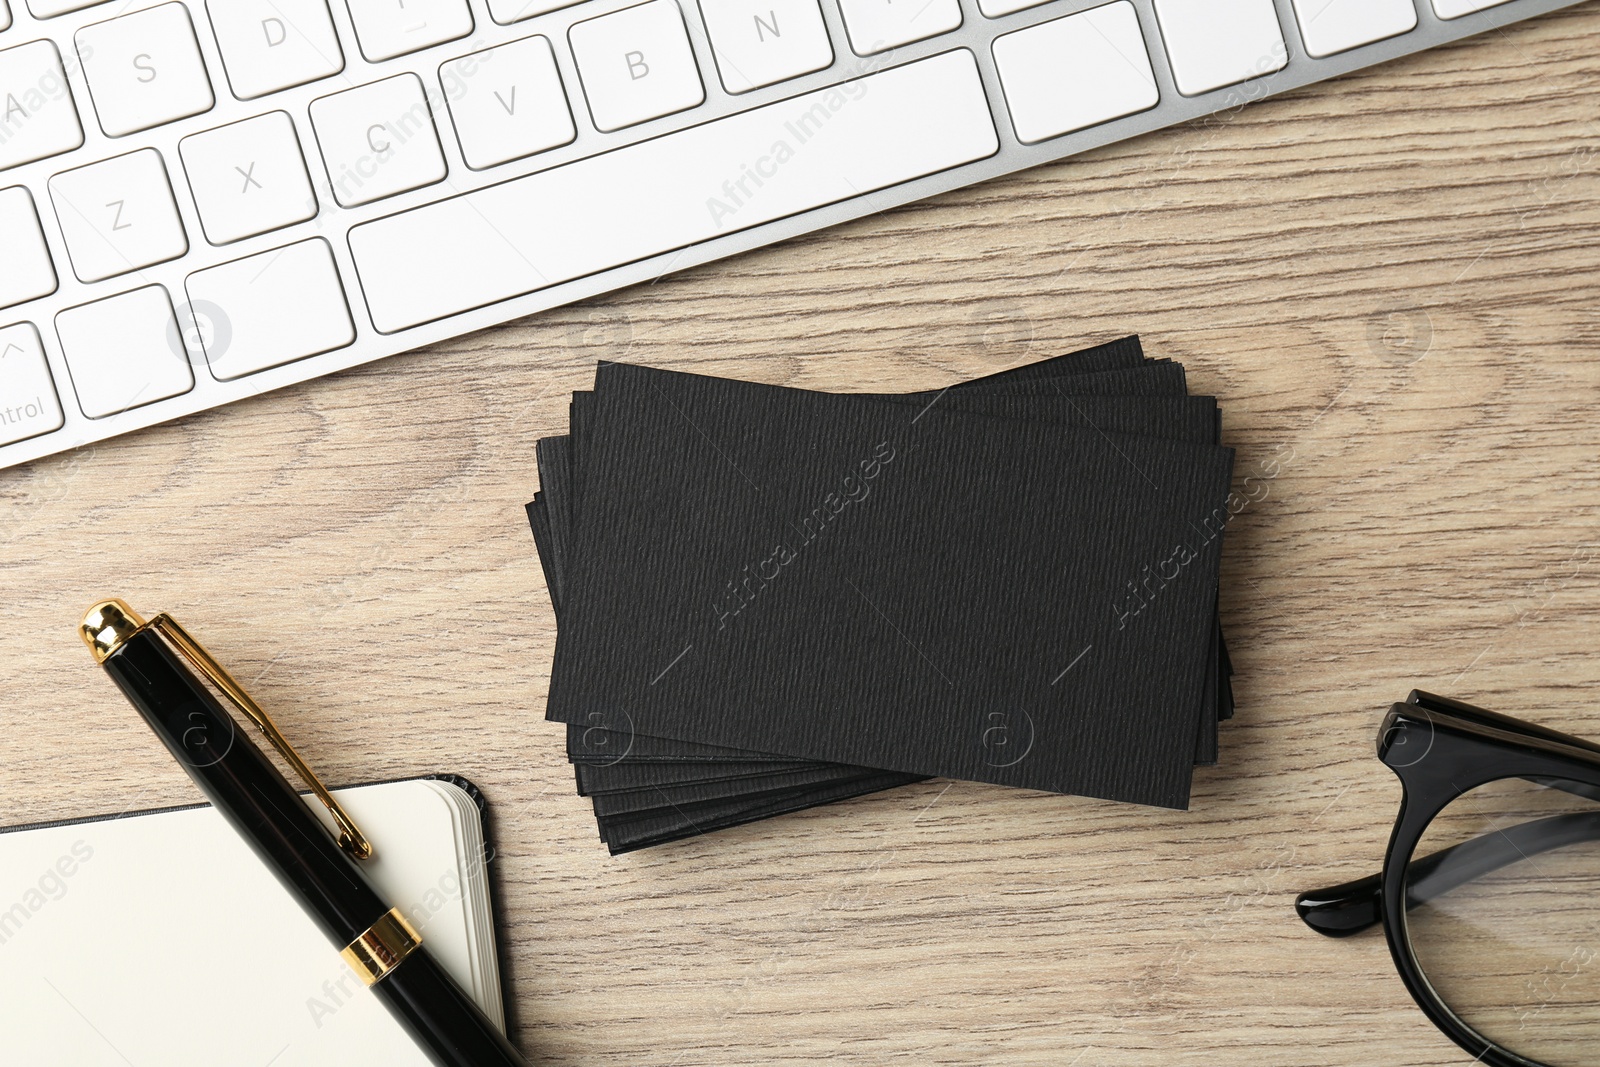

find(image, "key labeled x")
[180,111,318,244]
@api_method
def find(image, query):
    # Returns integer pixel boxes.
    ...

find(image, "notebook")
[0,777,508,1066]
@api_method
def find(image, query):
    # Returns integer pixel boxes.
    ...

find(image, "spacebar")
[349,50,998,334]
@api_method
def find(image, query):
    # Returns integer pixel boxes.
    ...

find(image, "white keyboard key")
[0,4,10,32]
[180,111,317,244]
[208,0,346,101]
[570,0,705,133]
[838,0,961,57]
[350,49,997,333]
[978,0,1050,18]
[0,187,58,310]
[994,2,1158,145]
[1433,0,1512,17]
[310,73,448,208]
[487,0,581,22]
[700,0,833,94]
[346,0,473,62]
[442,37,575,171]
[0,41,85,171]
[1153,0,1287,96]
[26,0,106,15]
[0,324,65,447]
[1293,0,1416,57]
[56,285,193,418]
[187,239,355,380]
[49,149,189,283]
[77,4,216,137]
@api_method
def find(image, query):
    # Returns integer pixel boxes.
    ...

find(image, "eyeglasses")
[1297,691,1600,1067]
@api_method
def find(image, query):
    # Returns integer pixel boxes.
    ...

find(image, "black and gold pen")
[80,600,530,1067]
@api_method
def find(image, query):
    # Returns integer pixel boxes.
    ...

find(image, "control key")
[0,323,66,447]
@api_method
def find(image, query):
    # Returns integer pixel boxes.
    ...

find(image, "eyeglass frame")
[1296,690,1600,1067]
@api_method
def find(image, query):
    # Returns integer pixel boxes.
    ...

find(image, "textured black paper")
[534,355,1222,806]
[529,340,1236,850]
[598,771,927,854]
[575,759,816,795]
[590,764,903,816]
[545,361,1229,766]
[545,363,1234,808]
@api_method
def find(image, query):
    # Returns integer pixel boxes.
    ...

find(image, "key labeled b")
[570,0,705,133]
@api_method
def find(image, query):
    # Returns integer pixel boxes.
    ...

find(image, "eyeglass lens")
[1404,775,1600,1066]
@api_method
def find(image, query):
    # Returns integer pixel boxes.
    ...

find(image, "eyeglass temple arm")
[1295,808,1600,937]
[1409,692,1600,762]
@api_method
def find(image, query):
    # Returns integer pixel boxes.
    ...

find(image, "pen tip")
[80,599,146,663]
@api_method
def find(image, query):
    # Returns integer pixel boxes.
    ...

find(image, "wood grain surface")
[4,7,1600,1065]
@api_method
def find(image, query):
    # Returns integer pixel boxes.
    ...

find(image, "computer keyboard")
[0,0,1583,469]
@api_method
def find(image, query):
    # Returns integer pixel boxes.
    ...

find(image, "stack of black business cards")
[527,337,1237,854]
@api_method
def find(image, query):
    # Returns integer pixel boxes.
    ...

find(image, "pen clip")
[149,613,376,862]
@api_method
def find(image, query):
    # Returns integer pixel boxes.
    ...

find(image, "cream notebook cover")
[0,778,507,1066]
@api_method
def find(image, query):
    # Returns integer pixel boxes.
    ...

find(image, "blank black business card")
[546,362,1233,809]
[534,348,1230,801]
[541,360,1228,766]
[528,339,1237,850]
[598,771,929,854]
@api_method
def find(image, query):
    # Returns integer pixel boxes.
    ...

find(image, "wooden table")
[5,8,1598,1065]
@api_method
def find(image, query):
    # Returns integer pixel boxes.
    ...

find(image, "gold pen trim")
[342,908,424,986]
[79,599,376,862]
[80,599,145,664]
